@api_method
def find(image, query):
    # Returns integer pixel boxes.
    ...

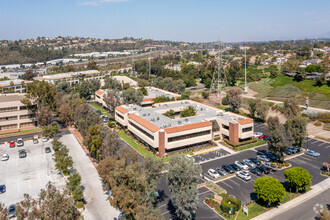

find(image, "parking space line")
[228,178,240,186]
[325,145,330,149]
[318,142,327,146]
[198,190,211,196]
[219,181,234,189]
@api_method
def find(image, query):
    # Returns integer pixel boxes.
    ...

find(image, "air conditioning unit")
[178,120,182,125]
[185,118,189,122]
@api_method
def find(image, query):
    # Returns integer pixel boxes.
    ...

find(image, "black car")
[257,165,270,174]
[265,152,276,161]
[222,164,235,174]
[230,164,242,171]
[45,147,51,153]
[250,158,261,165]
[249,168,262,176]
[19,149,26,158]
[0,184,6,193]
[216,168,228,176]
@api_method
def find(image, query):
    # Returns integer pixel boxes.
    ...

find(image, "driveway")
[59,134,120,220]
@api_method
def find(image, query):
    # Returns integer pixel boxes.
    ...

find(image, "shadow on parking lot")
[250,192,258,201]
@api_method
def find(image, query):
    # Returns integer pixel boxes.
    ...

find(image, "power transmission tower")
[210,40,227,98]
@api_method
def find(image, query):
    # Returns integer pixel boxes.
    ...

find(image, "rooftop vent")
[142,114,146,117]
[150,118,155,121]
[163,124,167,128]
[147,113,150,116]
[133,108,137,110]
[156,117,160,121]
[185,118,189,122]
[178,120,182,125]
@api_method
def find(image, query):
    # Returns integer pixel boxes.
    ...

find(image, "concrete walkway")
[252,177,330,220]
[60,134,120,220]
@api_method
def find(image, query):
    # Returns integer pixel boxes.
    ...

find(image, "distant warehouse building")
[0,79,32,94]
[0,94,37,133]
[115,100,254,156]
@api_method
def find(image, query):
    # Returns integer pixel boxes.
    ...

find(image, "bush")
[224,138,257,148]
[267,102,275,107]
[202,91,209,99]
[319,113,330,123]
[222,97,229,105]
[314,121,322,126]
[220,194,241,214]
[76,201,84,209]
[323,123,330,131]
[214,137,221,141]
[108,122,116,128]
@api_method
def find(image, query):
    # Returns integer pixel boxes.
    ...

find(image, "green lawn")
[236,139,267,151]
[89,103,112,118]
[0,128,41,137]
[236,203,268,220]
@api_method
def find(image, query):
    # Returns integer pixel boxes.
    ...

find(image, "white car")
[235,161,249,170]
[208,169,220,179]
[243,159,256,168]
[17,138,24,147]
[253,132,263,138]
[236,171,251,181]
[184,155,195,163]
[1,154,9,161]
[42,136,49,142]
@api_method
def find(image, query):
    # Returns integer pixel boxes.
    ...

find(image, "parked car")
[94,109,101,114]
[305,150,319,157]
[286,146,298,155]
[236,171,251,181]
[222,164,235,174]
[264,152,276,161]
[42,136,49,142]
[208,169,220,179]
[257,165,271,174]
[45,147,51,153]
[9,141,15,148]
[0,185,6,193]
[184,155,195,163]
[249,167,262,176]
[19,149,26,158]
[253,132,263,138]
[1,154,9,161]
[102,117,110,122]
[230,163,242,171]
[249,158,261,166]
[8,204,15,218]
[216,168,228,176]
[257,155,270,162]
[17,138,24,147]
[259,134,269,140]
[235,161,249,170]
[33,135,39,144]
[243,159,256,168]
[263,136,270,141]
[262,162,278,171]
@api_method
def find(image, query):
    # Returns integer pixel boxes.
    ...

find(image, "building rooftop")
[143,86,180,100]
[0,79,31,87]
[0,94,25,102]
[35,70,99,80]
[120,100,251,130]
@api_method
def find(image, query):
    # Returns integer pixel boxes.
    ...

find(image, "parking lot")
[0,138,66,206]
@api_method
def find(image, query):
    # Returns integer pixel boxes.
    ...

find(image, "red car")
[9,141,15,148]
[259,134,268,140]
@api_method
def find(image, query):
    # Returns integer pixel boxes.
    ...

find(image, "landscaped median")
[0,128,41,138]
[221,138,267,151]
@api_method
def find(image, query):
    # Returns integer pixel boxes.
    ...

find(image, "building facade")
[0,80,32,94]
[115,100,254,156]
[0,94,37,133]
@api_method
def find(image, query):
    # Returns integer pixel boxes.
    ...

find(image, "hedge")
[220,194,241,214]
[224,138,257,148]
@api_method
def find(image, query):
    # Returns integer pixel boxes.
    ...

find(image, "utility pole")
[244,46,247,93]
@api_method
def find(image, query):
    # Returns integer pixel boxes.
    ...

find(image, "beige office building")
[115,100,254,156]
[0,94,37,134]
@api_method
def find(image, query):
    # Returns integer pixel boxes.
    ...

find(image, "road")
[270,188,330,220]
[59,133,120,220]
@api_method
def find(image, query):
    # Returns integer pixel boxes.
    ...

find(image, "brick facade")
[158,131,165,156]
[229,122,239,144]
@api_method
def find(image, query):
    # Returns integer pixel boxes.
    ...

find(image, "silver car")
[262,162,278,171]
[236,171,251,181]
[243,159,256,168]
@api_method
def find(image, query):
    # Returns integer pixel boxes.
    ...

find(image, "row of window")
[116,112,124,120]
[242,127,253,132]
[168,130,211,143]
[129,121,154,140]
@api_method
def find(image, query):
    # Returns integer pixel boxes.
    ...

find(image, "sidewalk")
[252,178,330,220]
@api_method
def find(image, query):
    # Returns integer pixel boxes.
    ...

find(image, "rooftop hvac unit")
[133,108,136,110]
[156,117,160,120]
[163,124,167,128]
[147,113,150,116]
[217,112,224,116]
[178,120,182,125]
[142,114,146,117]
[185,118,189,122]
[150,118,155,121]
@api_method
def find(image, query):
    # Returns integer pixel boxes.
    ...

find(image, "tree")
[316,73,326,86]
[104,77,122,90]
[121,88,144,105]
[87,60,98,70]
[42,121,59,138]
[56,81,71,93]
[226,88,243,113]
[36,105,53,126]
[284,167,312,192]
[139,87,148,95]
[201,91,209,99]
[144,157,164,204]
[283,98,299,119]
[285,117,306,147]
[254,177,285,206]
[100,129,119,157]
[67,173,81,192]
[16,182,80,220]
[89,79,101,95]
[248,99,257,118]
[21,69,37,80]
[255,99,269,121]
[180,106,196,118]
[104,90,122,114]
[78,81,91,99]
[226,60,241,86]
[267,117,286,162]
[0,202,8,219]
[58,103,72,125]
[167,155,202,219]
[53,142,73,175]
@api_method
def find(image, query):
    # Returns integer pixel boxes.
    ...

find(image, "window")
[0,124,17,131]
[20,106,28,110]
[116,112,124,120]
[242,127,252,132]
[129,121,154,140]
[168,130,211,142]
[222,124,229,130]
[20,114,34,119]
[0,116,17,122]
[0,107,18,113]
[20,122,35,128]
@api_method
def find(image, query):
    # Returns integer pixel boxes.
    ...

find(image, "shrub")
[202,91,209,99]
[314,121,322,126]
[180,106,196,118]
[319,113,330,123]
[220,194,241,214]
[301,110,319,121]
[267,102,275,107]
[108,122,115,128]
[214,137,221,141]
[222,97,229,105]
[76,201,84,209]
[224,138,257,148]
[323,123,330,131]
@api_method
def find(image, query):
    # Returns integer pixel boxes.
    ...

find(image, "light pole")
[244,46,247,93]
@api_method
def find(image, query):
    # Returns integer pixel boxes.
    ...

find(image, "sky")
[0,0,329,42]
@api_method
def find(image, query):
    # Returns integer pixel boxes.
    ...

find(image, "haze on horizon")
[1,0,329,43]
